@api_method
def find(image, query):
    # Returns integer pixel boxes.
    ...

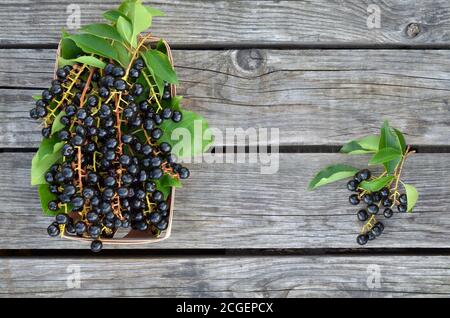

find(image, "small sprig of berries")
[347,168,410,245]
[309,121,419,246]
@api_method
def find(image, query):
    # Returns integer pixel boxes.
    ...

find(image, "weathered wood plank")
[0,152,449,249]
[1,256,450,297]
[1,49,450,147]
[1,0,450,46]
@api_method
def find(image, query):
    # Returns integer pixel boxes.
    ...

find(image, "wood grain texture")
[1,0,450,46]
[1,152,449,249]
[2,49,450,147]
[1,255,450,297]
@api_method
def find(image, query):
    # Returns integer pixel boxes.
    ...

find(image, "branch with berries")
[29,0,212,252]
[308,121,419,245]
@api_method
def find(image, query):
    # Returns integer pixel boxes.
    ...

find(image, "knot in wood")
[235,49,265,72]
[406,23,421,38]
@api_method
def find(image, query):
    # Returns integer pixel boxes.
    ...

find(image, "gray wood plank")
[1,0,450,46]
[2,49,450,147]
[1,255,450,297]
[0,152,449,249]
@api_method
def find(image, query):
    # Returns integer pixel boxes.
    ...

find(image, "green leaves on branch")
[309,121,418,213]
[308,165,359,190]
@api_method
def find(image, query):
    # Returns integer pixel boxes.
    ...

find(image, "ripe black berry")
[383,208,393,218]
[357,209,369,221]
[371,222,384,237]
[75,221,87,235]
[357,234,369,246]
[48,201,59,211]
[156,218,168,230]
[47,223,60,237]
[362,194,373,205]
[179,167,190,179]
[356,169,371,181]
[399,194,407,205]
[380,187,390,198]
[398,204,407,213]
[55,213,69,225]
[347,179,359,192]
[114,79,127,91]
[151,128,163,140]
[90,240,103,253]
[349,194,360,205]
[172,111,182,122]
[112,66,125,77]
[367,204,379,215]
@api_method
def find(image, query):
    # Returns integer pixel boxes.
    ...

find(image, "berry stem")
[142,70,163,112]
[75,68,95,194]
[390,145,415,203]
[124,34,153,80]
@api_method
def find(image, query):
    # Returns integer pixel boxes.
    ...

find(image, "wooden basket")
[54,37,176,245]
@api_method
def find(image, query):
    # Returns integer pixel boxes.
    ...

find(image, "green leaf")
[146,6,165,17]
[142,49,178,84]
[81,23,122,42]
[116,16,135,47]
[60,37,83,60]
[369,147,402,165]
[31,137,64,185]
[68,34,118,61]
[155,174,181,200]
[112,41,131,67]
[308,164,359,190]
[128,2,153,40]
[59,56,106,69]
[51,111,67,136]
[38,184,66,216]
[31,147,63,185]
[103,9,130,23]
[404,184,419,213]
[394,128,407,154]
[159,110,212,159]
[162,96,183,112]
[341,135,380,155]
[359,176,395,192]
[155,39,167,54]
[379,121,402,173]
[32,95,41,101]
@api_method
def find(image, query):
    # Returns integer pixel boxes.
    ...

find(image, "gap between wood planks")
[2,145,450,154]
[3,248,450,257]
[6,43,450,50]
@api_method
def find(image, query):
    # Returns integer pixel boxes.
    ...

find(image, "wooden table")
[1,0,450,297]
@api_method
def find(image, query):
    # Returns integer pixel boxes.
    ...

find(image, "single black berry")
[91,240,103,253]
[357,234,369,246]
[383,208,393,218]
[357,209,369,221]
[349,194,360,206]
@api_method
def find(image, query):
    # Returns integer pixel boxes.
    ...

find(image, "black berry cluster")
[347,169,408,245]
[30,61,189,252]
